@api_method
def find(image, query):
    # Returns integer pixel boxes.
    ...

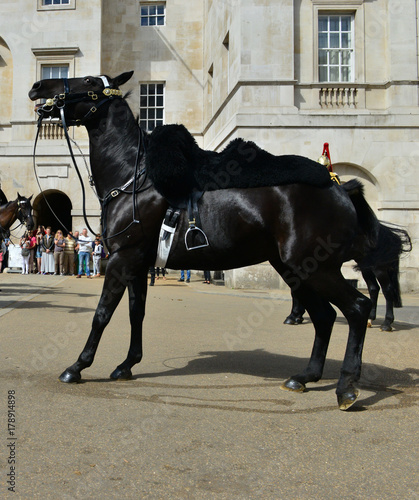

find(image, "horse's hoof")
[59,369,81,383]
[367,320,372,328]
[337,388,360,411]
[280,378,306,392]
[380,325,393,332]
[283,317,303,325]
[110,367,132,380]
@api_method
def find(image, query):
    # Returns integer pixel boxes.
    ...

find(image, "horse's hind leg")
[271,260,336,391]
[281,289,336,392]
[59,261,128,383]
[317,273,372,410]
[362,269,379,327]
[374,269,395,332]
[283,293,305,325]
[110,272,148,380]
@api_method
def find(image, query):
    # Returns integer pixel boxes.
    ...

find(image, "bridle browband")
[34,76,150,244]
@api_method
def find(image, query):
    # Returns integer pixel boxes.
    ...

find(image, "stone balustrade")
[319,86,357,108]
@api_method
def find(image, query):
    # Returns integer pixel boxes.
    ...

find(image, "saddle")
[146,124,332,205]
[147,124,332,252]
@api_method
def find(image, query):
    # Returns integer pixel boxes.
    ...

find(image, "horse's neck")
[86,101,140,196]
[0,202,17,230]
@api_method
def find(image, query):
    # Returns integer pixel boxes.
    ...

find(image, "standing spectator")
[28,230,37,273]
[73,231,80,275]
[178,270,191,283]
[92,236,103,277]
[54,230,65,275]
[41,227,55,274]
[0,240,5,273]
[76,228,92,278]
[0,236,9,273]
[35,226,44,274]
[64,232,76,276]
[20,233,31,274]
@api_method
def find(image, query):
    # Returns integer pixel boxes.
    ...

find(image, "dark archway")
[33,191,72,234]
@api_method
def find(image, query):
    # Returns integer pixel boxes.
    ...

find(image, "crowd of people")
[0,226,106,277]
[1,227,214,285]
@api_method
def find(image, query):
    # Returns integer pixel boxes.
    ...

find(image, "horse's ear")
[113,71,134,88]
[28,195,33,201]
[17,192,21,199]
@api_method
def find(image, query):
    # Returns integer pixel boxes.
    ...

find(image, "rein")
[33,77,150,244]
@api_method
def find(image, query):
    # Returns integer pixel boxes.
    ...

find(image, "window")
[41,65,69,80]
[43,0,69,5]
[140,3,165,26]
[318,14,354,82]
[140,83,164,131]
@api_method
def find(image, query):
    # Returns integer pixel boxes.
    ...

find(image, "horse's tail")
[342,179,380,253]
[355,222,412,307]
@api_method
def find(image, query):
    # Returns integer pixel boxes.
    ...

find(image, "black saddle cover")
[146,124,332,205]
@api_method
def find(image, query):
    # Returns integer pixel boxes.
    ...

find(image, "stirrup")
[185,225,209,251]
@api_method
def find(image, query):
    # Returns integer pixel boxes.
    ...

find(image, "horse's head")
[16,193,34,231]
[28,71,134,124]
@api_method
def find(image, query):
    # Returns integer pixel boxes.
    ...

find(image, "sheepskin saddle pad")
[146,124,332,202]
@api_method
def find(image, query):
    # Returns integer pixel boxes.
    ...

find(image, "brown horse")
[30,72,392,410]
[0,194,34,239]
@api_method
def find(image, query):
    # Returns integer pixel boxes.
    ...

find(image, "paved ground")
[0,272,418,499]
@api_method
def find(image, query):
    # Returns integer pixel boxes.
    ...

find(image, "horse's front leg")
[59,261,129,383]
[110,271,148,380]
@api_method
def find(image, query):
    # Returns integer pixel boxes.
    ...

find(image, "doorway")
[33,190,72,234]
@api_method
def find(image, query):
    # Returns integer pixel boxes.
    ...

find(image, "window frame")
[32,47,77,83]
[140,2,166,27]
[318,13,355,83]
[139,82,165,132]
[312,1,365,84]
[38,0,76,11]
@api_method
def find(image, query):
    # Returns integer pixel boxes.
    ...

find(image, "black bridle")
[34,77,151,244]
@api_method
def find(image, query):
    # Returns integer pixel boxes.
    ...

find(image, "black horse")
[30,71,393,410]
[0,193,34,240]
[284,224,412,332]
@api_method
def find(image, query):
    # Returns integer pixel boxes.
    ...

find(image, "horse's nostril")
[29,82,42,99]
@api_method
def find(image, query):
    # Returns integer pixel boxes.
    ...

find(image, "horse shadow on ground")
[0,282,98,313]
[115,349,418,410]
[0,282,97,297]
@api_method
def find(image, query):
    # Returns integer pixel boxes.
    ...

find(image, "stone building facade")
[0,0,418,290]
